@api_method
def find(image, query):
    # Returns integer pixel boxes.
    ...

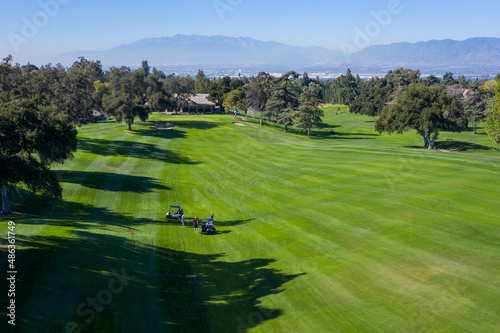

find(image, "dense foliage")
[244,71,324,133]
[349,68,421,116]
[342,68,499,145]
[0,56,78,213]
[486,80,500,144]
[2,52,499,214]
[322,69,359,105]
[375,84,468,149]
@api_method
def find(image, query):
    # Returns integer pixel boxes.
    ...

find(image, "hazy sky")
[1,0,499,64]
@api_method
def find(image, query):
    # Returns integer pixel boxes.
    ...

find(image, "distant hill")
[54,34,341,68]
[349,37,500,73]
[51,35,500,75]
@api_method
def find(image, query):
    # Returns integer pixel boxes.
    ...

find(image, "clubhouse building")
[175,94,216,113]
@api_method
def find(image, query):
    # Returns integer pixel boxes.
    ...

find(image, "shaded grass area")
[246,105,499,153]
[1,114,500,332]
[3,228,299,332]
[77,138,198,164]
[435,140,500,152]
[54,170,171,193]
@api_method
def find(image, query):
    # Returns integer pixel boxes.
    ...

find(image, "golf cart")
[200,214,216,235]
[201,213,214,224]
[165,205,183,219]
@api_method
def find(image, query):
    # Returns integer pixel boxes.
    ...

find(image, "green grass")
[1,110,500,332]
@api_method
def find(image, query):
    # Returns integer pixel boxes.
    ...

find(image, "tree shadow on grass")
[162,218,252,233]
[54,170,171,193]
[313,131,380,140]
[244,119,373,141]
[0,230,303,333]
[7,189,161,230]
[78,138,200,165]
[17,199,158,230]
[127,126,189,140]
[215,219,254,227]
[123,119,220,139]
[404,141,500,152]
[437,141,500,152]
[169,119,221,131]
[321,123,341,130]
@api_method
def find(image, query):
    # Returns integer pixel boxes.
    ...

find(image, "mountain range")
[54,35,340,69]
[349,37,500,74]
[50,35,500,75]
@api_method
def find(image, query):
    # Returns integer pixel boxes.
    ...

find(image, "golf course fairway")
[1,109,500,332]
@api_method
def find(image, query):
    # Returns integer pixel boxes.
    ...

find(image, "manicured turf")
[1,109,500,332]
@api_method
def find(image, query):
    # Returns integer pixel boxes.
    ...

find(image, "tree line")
[335,68,500,148]
[0,56,325,213]
[2,54,500,213]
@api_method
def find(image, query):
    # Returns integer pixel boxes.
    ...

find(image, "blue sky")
[1,0,499,63]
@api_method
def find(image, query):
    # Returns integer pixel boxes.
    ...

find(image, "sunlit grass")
[1,112,499,332]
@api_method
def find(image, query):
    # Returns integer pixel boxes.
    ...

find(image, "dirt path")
[239,117,316,147]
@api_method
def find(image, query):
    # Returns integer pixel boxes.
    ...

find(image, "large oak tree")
[102,66,150,130]
[0,100,77,214]
[375,83,467,149]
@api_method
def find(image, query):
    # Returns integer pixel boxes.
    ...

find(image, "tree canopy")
[244,71,324,135]
[195,69,210,94]
[463,85,489,134]
[223,88,246,116]
[375,83,467,149]
[349,68,421,117]
[245,72,273,125]
[486,80,500,144]
[0,99,77,213]
[102,66,152,131]
[265,71,300,132]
